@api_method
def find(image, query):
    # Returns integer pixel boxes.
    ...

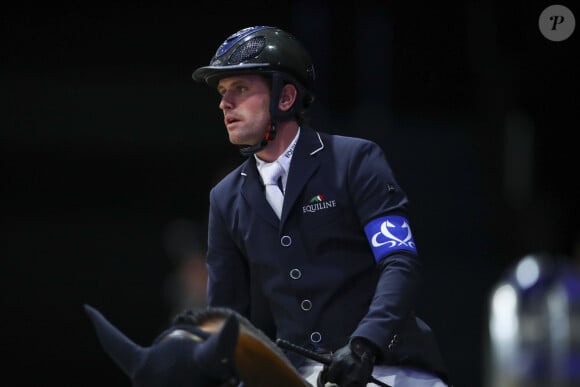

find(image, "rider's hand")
[318,337,377,387]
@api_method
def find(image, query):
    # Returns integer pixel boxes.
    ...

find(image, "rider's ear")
[278,84,297,112]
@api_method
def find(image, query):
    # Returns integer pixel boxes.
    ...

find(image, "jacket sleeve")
[347,140,423,360]
[206,188,251,317]
[352,252,422,360]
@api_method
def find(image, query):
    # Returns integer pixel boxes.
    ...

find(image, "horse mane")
[173,307,311,387]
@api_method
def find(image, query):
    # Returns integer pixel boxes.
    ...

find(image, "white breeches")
[298,360,448,387]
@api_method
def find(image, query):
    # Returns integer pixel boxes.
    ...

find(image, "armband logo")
[364,215,417,260]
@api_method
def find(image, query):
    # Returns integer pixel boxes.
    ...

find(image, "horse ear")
[194,313,239,379]
[84,304,146,378]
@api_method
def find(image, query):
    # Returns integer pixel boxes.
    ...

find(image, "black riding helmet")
[192,26,316,156]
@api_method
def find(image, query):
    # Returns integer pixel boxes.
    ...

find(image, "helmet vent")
[227,37,266,65]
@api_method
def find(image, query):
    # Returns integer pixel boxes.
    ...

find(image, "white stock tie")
[261,161,285,219]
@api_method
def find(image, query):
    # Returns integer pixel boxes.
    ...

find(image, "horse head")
[84,304,311,387]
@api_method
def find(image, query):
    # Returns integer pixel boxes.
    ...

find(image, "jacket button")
[310,331,322,343]
[300,299,312,311]
[289,268,302,279]
[280,235,292,247]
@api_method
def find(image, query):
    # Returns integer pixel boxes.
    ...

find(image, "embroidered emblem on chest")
[302,194,336,214]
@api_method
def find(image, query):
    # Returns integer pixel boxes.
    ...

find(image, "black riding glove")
[318,337,377,387]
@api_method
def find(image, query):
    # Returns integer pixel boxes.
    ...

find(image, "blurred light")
[490,283,518,342]
[547,283,569,344]
[515,255,540,289]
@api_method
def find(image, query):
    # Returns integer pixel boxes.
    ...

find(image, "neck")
[256,120,299,162]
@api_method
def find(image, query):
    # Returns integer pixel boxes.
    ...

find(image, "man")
[192,26,450,387]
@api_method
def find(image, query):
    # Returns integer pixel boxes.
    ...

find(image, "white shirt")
[255,128,300,193]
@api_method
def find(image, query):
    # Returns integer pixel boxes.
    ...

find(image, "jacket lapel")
[239,128,325,228]
[280,128,323,224]
[240,157,280,227]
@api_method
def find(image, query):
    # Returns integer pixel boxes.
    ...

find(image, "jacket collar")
[240,127,324,228]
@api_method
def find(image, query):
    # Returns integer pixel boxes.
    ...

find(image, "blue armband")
[364,215,418,262]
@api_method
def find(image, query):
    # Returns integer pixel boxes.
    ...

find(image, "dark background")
[1,1,578,386]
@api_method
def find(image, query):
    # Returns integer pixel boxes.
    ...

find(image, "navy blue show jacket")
[206,127,448,380]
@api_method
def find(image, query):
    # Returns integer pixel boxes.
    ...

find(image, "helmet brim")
[192,63,272,87]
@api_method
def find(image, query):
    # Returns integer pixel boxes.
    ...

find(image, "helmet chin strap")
[237,72,292,157]
[237,123,276,157]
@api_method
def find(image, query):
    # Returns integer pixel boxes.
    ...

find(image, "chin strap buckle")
[237,123,276,156]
